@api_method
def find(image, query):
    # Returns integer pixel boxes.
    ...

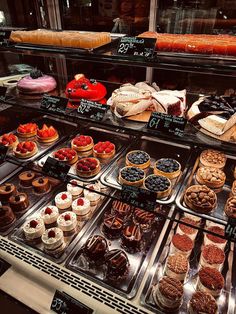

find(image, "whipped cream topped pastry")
[55,192,72,210]
[72,197,91,221]
[67,179,83,199]
[40,205,59,226]
[83,183,101,206]
[23,217,45,241]
[42,227,65,254]
[57,211,77,236]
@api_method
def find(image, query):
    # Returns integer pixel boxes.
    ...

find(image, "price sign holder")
[121,185,156,212]
[0,144,8,162]
[225,218,236,241]
[116,37,156,58]
[77,99,108,121]
[51,290,93,314]
[147,112,187,137]
[42,157,70,181]
[41,95,68,115]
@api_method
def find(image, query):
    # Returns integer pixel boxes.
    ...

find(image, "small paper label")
[116,37,156,58]
[41,95,68,115]
[77,99,108,121]
[42,157,70,181]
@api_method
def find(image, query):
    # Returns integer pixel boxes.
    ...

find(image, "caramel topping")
[199,267,224,290]
[172,234,194,251]
[202,244,225,264]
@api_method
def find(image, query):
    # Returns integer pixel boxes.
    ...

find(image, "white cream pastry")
[55,191,72,210]
[41,227,65,253]
[40,205,59,225]
[23,217,45,241]
[83,183,101,206]
[67,179,83,199]
[57,211,77,235]
[72,197,91,220]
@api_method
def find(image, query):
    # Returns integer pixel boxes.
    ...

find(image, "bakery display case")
[0,1,236,314]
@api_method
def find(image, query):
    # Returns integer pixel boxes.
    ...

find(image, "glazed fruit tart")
[0,133,18,149]
[144,174,171,198]
[93,141,115,159]
[71,135,94,152]
[37,124,59,143]
[76,157,101,177]
[53,147,78,165]
[119,166,145,187]
[126,150,150,169]
[154,158,181,179]
[13,141,38,158]
[196,167,226,190]
[17,122,38,138]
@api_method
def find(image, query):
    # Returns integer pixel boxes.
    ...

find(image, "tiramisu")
[200,244,225,270]
[224,196,236,219]
[170,233,194,258]
[196,167,226,191]
[165,253,189,282]
[197,267,224,297]
[204,226,227,250]
[199,149,226,170]
[176,217,198,241]
[184,213,202,225]
[188,291,218,314]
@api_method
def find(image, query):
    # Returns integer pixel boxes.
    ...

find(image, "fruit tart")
[17,122,38,138]
[37,124,59,143]
[0,133,18,149]
[76,157,101,177]
[13,141,38,159]
[71,135,94,152]
[93,141,115,159]
[119,166,145,187]
[126,150,150,169]
[53,147,78,165]
[144,174,171,198]
[154,158,181,179]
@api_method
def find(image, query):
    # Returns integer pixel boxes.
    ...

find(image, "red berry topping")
[18,123,37,134]
[30,220,38,228]
[54,147,77,161]
[0,133,17,146]
[77,158,99,172]
[61,193,67,200]
[73,135,92,147]
[71,180,78,185]
[94,141,115,154]
[77,198,84,206]
[64,214,71,221]
[37,124,57,138]
[45,207,53,215]
[48,230,56,238]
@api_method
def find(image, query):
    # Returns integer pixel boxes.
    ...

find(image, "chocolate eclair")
[133,208,156,231]
[83,235,108,262]
[18,171,36,187]
[102,214,123,239]
[111,200,133,219]
[105,249,129,280]
[0,183,16,203]
[9,193,29,213]
[0,204,15,229]
[121,224,142,253]
[32,177,50,193]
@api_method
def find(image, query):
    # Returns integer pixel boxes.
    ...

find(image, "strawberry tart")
[13,141,38,159]
[55,192,72,210]
[42,227,65,254]
[40,205,59,228]
[37,124,59,143]
[17,123,38,138]
[76,157,101,177]
[72,197,91,221]
[23,217,45,242]
[93,141,115,159]
[53,147,78,165]
[57,211,77,236]
[71,135,94,152]
[0,133,18,149]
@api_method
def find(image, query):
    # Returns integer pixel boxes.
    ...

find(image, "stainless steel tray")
[10,184,108,264]
[176,150,236,225]
[37,126,133,182]
[0,168,61,236]
[101,136,192,204]
[65,197,173,299]
[5,115,77,165]
[140,211,235,314]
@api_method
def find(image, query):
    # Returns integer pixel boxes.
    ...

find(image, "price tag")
[0,86,7,101]
[225,218,236,241]
[77,99,108,121]
[42,157,70,181]
[0,257,11,276]
[0,30,11,45]
[0,144,8,162]
[147,112,187,137]
[41,95,68,115]
[116,37,156,58]
[121,185,156,211]
[51,290,93,314]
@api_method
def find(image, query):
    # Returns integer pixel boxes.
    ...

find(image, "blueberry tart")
[119,166,145,187]
[126,150,150,169]
[144,174,171,198]
[154,158,181,179]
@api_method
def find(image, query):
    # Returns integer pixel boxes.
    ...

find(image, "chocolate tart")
[13,141,38,159]
[0,205,15,229]
[184,185,217,213]
[121,224,142,252]
[105,249,129,280]
[144,174,171,198]
[154,158,181,179]
[199,149,226,169]
[83,235,108,262]
[53,147,78,165]
[196,167,226,190]
[0,133,18,149]
[71,135,94,152]
[9,193,29,213]
[111,200,133,219]
[188,291,218,314]
[126,150,150,169]
[102,214,123,239]
[0,183,16,203]
[93,141,115,159]
[119,166,145,187]
[19,171,36,187]
[76,157,101,177]
[224,196,236,219]
[133,208,156,231]
[32,177,50,193]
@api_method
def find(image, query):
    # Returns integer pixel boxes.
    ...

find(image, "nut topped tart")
[0,183,16,203]
[76,157,101,177]
[93,141,115,159]
[119,166,145,187]
[53,147,78,165]
[224,196,236,219]
[184,185,217,213]
[37,124,58,143]
[144,174,171,198]
[42,227,65,254]
[19,171,36,187]
[154,158,181,179]
[196,167,226,190]
[188,291,218,314]
[165,253,189,282]
[197,267,224,297]
[0,133,18,149]
[71,135,94,152]
[14,141,38,159]
[126,150,150,169]
[231,180,236,197]
[23,217,45,242]
[17,122,38,138]
[199,149,226,169]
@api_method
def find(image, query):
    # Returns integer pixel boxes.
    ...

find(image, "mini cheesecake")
[14,141,38,159]
[121,224,142,253]
[170,233,194,258]
[199,149,226,170]
[188,291,218,314]
[126,150,150,169]
[224,196,236,219]
[42,227,65,254]
[23,217,45,242]
[144,174,171,198]
[55,192,72,210]
[67,179,83,199]
[76,157,101,177]
[119,166,145,187]
[231,180,236,197]
[71,135,94,152]
[197,267,224,297]
[196,167,226,191]
[32,177,50,194]
[165,253,189,282]
[40,205,59,228]
[105,249,129,281]
[17,122,38,138]
[93,141,115,159]
[176,217,198,241]
[53,147,78,165]
[57,211,77,236]
[0,183,16,203]
[154,158,181,179]
[9,193,29,214]
[72,197,91,221]
[37,124,59,143]
[200,244,225,271]
[133,208,156,231]
[18,171,36,187]
[204,226,227,250]
[83,235,108,262]
[102,214,123,239]
[0,133,18,149]
[0,205,15,229]
[83,183,101,206]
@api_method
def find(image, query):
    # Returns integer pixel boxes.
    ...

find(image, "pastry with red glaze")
[37,124,59,143]
[17,123,38,138]
[93,141,115,159]
[0,133,18,149]
[76,157,101,177]
[53,147,78,165]
[13,141,38,159]
[71,135,94,152]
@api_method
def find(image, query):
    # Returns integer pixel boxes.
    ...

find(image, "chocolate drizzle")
[84,235,108,261]
[122,224,142,252]
[103,214,123,239]
[105,249,129,279]
[112,200,132,218]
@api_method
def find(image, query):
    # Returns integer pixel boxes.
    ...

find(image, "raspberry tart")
[76,157,101,177]
[53,147,78,165]
[0,133,18,149]
[17,122,38,138]
[71,135,94,152]
[119,166,145,187]
[154,158,181,179]
[42,227,65,255]
[93,141,115,159]
[37,124,59,143]
[126,150,150,169]
[14,141,38,159]
[144,174,171,198]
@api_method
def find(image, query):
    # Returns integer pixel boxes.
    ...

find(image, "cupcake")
[83,183,101,206]
[72,197,91,221]
[67,179,83,199]
[23,217,45,242]
[40,205,59,228]
[55,192,72,210]
[57,212,77,236]
[42,227,65,255]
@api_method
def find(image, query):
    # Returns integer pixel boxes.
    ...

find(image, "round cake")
[197,267,224,297]
[165,253,189,282]
[83,183,101,206]
[83,235,108,262]
[121,224,142,253]
[170,233,194,258]
[72,197,91,221]
[23,217,45,241]
[41,227,65,254]
[9,193,29,213]
[0,205,15,229]
[0,183,16,203]
[55,192,72,210]
[67,179,83,199]
[40,205,59,227]
[105,249,129,280]
[19,171,36,187]
[200,244,225,270]
[102,214,124,239]
[188,291,218,314]
[32,177,50,194]
[57,211,77,236]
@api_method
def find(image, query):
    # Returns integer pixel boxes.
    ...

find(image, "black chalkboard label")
[225,218,236,241]
[51,290,93,314]
[0,86,7,100]
[41,95,68,115]
[0,30,11,45]
[77,99,108,121]
[121,185,156,211]
[117,37,156,58]
[42,157,70,181]
[0,257,11,276]
[0,144,8,162]
[147,112,187,137]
